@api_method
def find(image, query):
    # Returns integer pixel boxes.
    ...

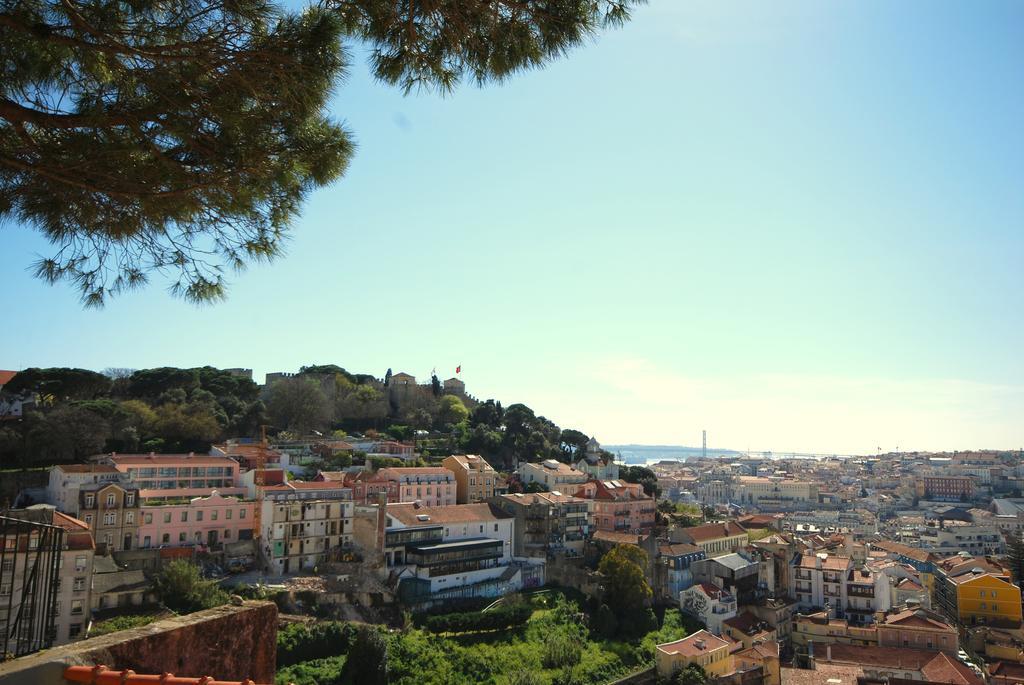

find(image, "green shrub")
[275,655,347,685]
[422,603,532,634]
[277,621,358,667]
[88,613,161,637]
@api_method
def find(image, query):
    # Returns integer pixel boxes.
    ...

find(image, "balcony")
[848,586,874,598]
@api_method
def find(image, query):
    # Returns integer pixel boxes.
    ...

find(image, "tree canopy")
[2,0,643,305]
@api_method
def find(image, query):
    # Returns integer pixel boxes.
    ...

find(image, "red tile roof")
[870,540,936,563]
[593,530,642,546]
[388,502,512,526]
[56,464,120,473]
[0,370,16,387]
[680,521,747,543]
[656,630,729,657]
[920,652,984,685]
[794,553,852,571]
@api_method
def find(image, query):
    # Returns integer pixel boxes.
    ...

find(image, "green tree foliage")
[266,377,332,435]
[4,368,111,401]
[2,0,352,306]
[590,604,618,639]
[505,671,544,685]
[437,395,469,427]
[3,0,641,305]
[276,656,348,685]
[619,465,661,497]
[152,559,228,614]
[278,621,358,667]
[23,406,109,463]
[420,604,532,634]
[674,664,708,685]
[559,429,590,461]
[597,545,653,629]
[339,625,389,685]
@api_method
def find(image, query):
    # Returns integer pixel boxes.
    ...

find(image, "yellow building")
[954,573,1023,627]
[791,612,878,655]
[735,641,781,685]
[442,454,497,504]
[656,630,733,679]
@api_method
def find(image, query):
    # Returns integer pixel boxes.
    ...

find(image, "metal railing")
[0,514,64,658]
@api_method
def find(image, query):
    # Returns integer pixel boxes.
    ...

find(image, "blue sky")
[3,1,1022,454]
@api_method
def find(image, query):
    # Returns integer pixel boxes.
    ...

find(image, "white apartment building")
[260,482,354,574]
[517,460,589,490]
[384,502,520,594]
[46,465,125,516]
[917,521,1004,556]
[680,582,738,635]
[790,552,890,625]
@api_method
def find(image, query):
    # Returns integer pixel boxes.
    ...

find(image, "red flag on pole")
[456,365,461,374]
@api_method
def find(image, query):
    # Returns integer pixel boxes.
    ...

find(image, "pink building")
[377,467,457,507]
[138,491,255,549]
[574,479,656,534]
[107,453,245,501]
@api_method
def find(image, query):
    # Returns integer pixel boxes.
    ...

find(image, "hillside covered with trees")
[0,364,608,471]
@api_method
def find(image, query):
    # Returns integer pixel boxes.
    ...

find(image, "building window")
[226,509,232,520]
[143,536,151,548]
[181,511,188,522]
[1,560,13,573]
[106,494,116,507]
[84,514,93,526]
[162,533,170,544]
[224,530,231,539]
[240,509,246,519]
[126,493,135,506]
[69,623,82,639]
[126,512,135,524]
[104,513,116,526]
[73,577,85,591]
[196,511,204,522]
[144,513,152,524]
[85,495,95,509]
[211,511,218,521]
[74,556,87,571]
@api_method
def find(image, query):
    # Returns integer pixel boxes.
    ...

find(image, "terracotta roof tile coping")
[56,464,121,473]
[64,665,271,685]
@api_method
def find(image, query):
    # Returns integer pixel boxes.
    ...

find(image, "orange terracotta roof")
[657,630,729,657]
[680,521,747,543]
[111,454,238,466]
[660,542,703,557]
[921,652,983,685]
[64,665,269,685]
[388,502,512,525]
[781,665,864,685]
[593,530,641,546]
[883,608,954,631]
[870,540,935,563]
[0,370,16,386]
[822,644,942,671]
[795,553,852,571]
[56,464,120,474]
